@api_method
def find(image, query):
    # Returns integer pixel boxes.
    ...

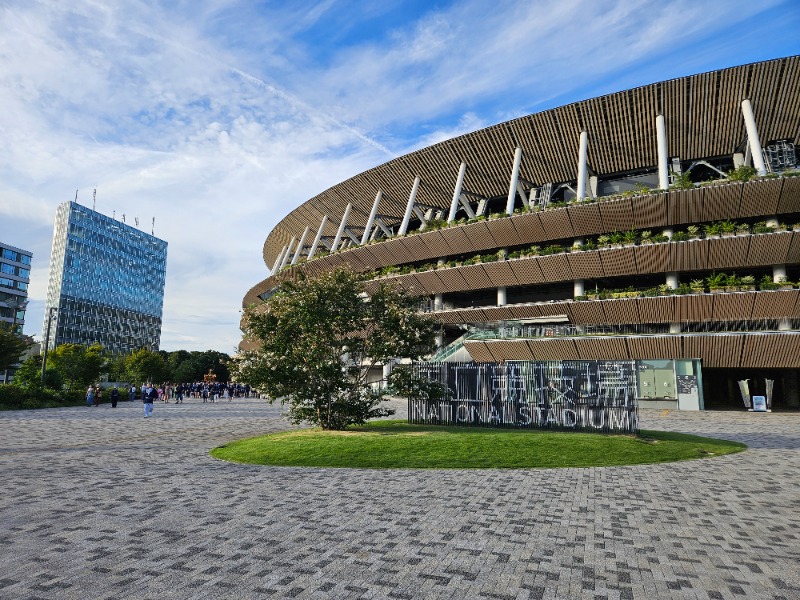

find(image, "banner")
[409,361,639,434]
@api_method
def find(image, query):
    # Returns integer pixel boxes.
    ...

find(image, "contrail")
[132,27,397,159]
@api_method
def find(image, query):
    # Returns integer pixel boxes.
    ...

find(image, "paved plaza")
[0,399,798,600]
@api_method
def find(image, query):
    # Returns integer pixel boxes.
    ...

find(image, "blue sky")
[1,0,798,353]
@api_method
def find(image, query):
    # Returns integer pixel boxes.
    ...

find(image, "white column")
[666,272,679,289]
[742,99,767,176]
[434,293,443,311]
[669,322,681,334]
[497,286,507,306]
[447,162,467,222]
[291,226,310,265]
[308,215,328,260]
[279,237,296,269]
[576,131,588,201]
[331,203,352,252]
[271,244,288,272]
[656,114,669,190]
[574,279,585,298]
[361,191,382,245]
[505,147,523,215]
[382,358,396,388]
[398,177,421,236]
[773,264,787,283]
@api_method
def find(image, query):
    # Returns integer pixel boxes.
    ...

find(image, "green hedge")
[0,385,86,411]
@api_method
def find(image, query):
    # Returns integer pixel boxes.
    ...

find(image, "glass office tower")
[43,201,168,354]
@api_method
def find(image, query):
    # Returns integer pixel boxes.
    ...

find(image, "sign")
[409,361,639,434]
[752,395,768,412]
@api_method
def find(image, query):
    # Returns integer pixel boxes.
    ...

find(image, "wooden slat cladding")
[600,298,641,324]
[669,240,708,272]
[786,233,800,264]
[480,261,519,287]
[536,254,573,281]
[740,333,800,368]
[412,270,447,294]
[567,251,603,279]
[634,244,670,276]
[739,179,782,217]
[626,336,682,360]
[484,340,535,361]
[510,213,548,244]
[681,334,743,367]
[525,338,580,360]
[435,268,471,291]
[486,218,523,247]
[419,231,452,258]
[439,226,474,255]
[675,294,714,322]
[506,304,544,319]
[776,176,800,214]
[463,341,494,363]
[711,292,756,321]
[569,301,607,325]
[598,247,637,277]
[574,336,630,360]
[632,194,668,229]
[453,264,495,290]
[744,231,793,267]
[537,209,574,240]
[567,203,604,237]
[507,258,546,285]
[751,290,799,319]
[706,236,750,270]
[702,183,743,222]
[637,297,675,323]
[398,235,437,263]
[460,221,498,252]
[482,307,515,321]
[666,188,704,225]
[599,198,635,233]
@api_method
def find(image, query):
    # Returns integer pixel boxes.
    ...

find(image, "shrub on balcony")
[671,231,690,241]
[727,165,757,182]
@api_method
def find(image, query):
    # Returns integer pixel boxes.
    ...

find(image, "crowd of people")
[86,381,254,416]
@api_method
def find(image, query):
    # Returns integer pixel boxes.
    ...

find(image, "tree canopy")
[0,324,32,375]
[234,268,437,429]
[47,343,106,391]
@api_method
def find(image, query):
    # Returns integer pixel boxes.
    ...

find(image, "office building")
[245,56,800,410]
[43,201,167,354]
[1,242,32,383]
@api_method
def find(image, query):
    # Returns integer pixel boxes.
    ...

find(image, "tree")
[124,348,168,385]
[0,324,32,376]
[234,268,437,429]
[13,354,63,390]
[48,343,106,391]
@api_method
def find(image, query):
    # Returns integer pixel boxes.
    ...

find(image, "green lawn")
[210,420,746,469]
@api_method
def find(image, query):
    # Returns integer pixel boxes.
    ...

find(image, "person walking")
[110,386,119,408]
[129,384,136,402]
[143,383,156,418]
[86,385,96,407]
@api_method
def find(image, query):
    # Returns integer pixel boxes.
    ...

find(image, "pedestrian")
[129,384,136,402]
[175,383,183,404]
[95,386,102,406]
[110,386,119,408]
[143,383,156,418]
[86,385,96,407]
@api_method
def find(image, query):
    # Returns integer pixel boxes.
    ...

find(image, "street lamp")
[2,297,28,384]
[41,306,58,386]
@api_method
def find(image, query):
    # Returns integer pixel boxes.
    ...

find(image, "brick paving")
[0,399,798,599]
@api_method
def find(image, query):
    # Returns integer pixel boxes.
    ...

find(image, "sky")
[1,0,798,354]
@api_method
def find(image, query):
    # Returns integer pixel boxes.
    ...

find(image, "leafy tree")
[234,268,436,430]
[13,354,63,390]
[124,348,168,385]
[0,324,32,376]
[48,343,106,391]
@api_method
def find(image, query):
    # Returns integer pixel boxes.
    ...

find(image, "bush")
[0,385,85,411]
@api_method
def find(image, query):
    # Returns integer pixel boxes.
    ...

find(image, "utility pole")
[41,307,57,385]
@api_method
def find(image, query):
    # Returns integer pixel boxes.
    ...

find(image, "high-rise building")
[43,201,168,355]
[0,242,31,335]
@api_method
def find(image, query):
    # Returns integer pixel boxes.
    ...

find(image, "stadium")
[244,56,800,411]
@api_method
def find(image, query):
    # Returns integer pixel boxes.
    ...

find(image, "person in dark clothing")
[143,383,157,417]
[110,386,119,408]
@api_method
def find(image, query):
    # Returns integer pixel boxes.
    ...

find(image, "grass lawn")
[210,420,746,469]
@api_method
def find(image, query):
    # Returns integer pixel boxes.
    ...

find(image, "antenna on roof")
[93,188,96,211]
[151,217,155,236]
[135,217,139,227]
[113,210,116,220]
[74,189,78,202]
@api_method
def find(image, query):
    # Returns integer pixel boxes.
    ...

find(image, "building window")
[0,263,14,276]
[2,249,18,262]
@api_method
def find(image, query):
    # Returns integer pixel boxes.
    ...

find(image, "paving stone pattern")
[0,399,798,599]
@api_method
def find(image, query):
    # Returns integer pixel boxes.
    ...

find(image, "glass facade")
[0,241,32,337]
[43,201,168,354]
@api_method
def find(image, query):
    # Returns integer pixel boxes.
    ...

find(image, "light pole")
[3,297,28,384]
[41,306,57,386]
